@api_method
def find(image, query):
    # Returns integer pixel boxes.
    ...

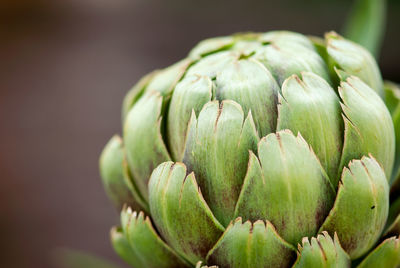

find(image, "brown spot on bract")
[214,102,224,131]
[249,223,254,234]
[341,234,358,253]
[276,132,284,152]
[186,235,213,260]
[170,162,176,171]
[294,75,302,84]
[271,43,280,51]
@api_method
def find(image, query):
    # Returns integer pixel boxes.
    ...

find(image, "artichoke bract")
[100,31,400,268]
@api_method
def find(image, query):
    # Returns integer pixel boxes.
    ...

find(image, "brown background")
[1,0,399,267]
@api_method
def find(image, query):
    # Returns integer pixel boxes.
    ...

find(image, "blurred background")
[0,0,399,267]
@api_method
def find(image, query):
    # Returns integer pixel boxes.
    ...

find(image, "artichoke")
[99,31,400,268]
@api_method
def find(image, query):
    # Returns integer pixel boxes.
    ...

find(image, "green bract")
[101,31,400,268]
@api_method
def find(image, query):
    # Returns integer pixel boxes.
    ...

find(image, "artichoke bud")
[101,30,400,267]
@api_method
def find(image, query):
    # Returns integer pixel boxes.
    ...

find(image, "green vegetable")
[100,31,400,267]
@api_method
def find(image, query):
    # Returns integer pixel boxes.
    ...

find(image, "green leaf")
[186,51,237,78]
[148,162,225,265]
[357,236,400,268]
[206,218,296,268]
[167,75,213,161]
[145,59,192,97]
[319,156,389,259]
[99,135,140,211]
[189,36,235,58]
[110,226,143,267]
[183,100,259,226]
[254,31,331,86]
[234,130,335,246]
[231,39,262,56]
[325,32,383,97]
[338,76,395,183]
[293,232,351,268]
[122,58,191,123]
[277,72,343,185]
[124,91,171,202]
[122,208,190,268]
[122,71,156,123]
[121,158,149,213]
[214,58,279,137]
[259,31,316,51]
[342,0,386,58]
